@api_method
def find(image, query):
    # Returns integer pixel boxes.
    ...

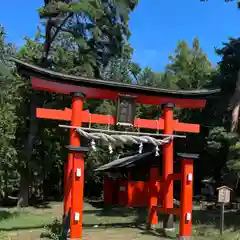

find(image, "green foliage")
[101,57,133,83]
[216,37,240,94]
[0,26,22,200]
[40,218,63,240]
[228,140,240,171]
[166,37,214,90]
[38,0,138,77]
[0,25,16,90]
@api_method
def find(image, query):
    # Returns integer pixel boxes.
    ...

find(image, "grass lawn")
[0,201,240,239]
[0,202,62,240]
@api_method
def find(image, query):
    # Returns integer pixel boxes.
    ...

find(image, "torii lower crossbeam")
[36,108,200,133]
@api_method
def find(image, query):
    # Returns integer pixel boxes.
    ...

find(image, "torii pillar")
[163,103,175,231]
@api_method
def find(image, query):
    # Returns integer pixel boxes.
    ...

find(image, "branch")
[51,22,75,35]
[50,13,73,44]
[42,13,73,66]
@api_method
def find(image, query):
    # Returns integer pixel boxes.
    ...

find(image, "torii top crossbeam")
[13,58,220,109]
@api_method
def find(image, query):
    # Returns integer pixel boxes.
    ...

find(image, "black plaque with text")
[116,94,136,127]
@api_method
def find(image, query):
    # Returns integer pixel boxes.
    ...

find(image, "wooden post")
[217,185,232,236]
[147,167,159,229]
[69,92,85,239]
[179,158,193,240]
[163,103,174,230]
[220,203,224,235]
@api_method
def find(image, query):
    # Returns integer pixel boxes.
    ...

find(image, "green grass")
[0,212,52,231]
[0,204,61,239]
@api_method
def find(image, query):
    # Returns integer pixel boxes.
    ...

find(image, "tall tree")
[38,0,138,77]
[215,38,240,191]
[0,26,24,203]
[216,38,240,132]
[166,37,214,90]
[13,0,138,205]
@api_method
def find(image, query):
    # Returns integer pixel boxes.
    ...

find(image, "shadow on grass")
[192,209,240,232]
[83,222,140,229]
[87,199,105,209]
[86,200,149,220]
[33,202,52,209]
[0,210,20,221]
[29,198,54,209]
[84,207,143,218]
[139,228,176,239]
[0,224,47,232]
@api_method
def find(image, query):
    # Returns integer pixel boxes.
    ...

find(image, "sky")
[1,0,240,71]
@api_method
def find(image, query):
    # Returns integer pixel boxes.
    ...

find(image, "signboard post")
[217,186,232,235]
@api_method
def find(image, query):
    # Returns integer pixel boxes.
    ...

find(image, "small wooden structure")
[96,151,163,207]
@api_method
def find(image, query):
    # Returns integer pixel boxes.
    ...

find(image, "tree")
[0,26,24,203]
[38,0,138,77]
[216,38,240,132]
[11,0,138,205]
[0,25,16,90]
[166,37,214,90]
[213,38,240,193]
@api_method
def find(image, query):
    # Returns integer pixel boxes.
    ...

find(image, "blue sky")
[1,0,239,71]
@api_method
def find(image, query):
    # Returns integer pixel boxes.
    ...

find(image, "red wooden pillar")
[104,178,113,205]
[68,92,85,239]
[162,103,174,229]
[127,171,132,207]
[179,158,193,239]
[64,136,74,218]
[64,107,78,220]
[148,167,159,229]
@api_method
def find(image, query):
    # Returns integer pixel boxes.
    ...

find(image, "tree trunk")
[17,93,39,207]
[230,70,240,132]
[231,104,240,132]
[17,172,30,207]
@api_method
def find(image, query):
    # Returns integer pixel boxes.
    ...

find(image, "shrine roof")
[95,152,153,172]
[13,58,220,99]
[95,151,199,172]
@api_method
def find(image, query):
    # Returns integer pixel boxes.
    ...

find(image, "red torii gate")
[14,58,220,240]
[36,107,199,233]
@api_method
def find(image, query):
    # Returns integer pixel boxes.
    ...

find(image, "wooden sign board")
[116,94,136,127]
[217,186,232,204]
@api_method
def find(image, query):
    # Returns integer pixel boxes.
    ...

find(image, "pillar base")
[164,227,176,239]
[177,236,191,240]
[146,224,157,230]
[163,214,174,229]
[164,228,175,231]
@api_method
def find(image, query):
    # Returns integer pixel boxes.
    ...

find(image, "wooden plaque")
[217,186,232,204]
[116,94,136,127]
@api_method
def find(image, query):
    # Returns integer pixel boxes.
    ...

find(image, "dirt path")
[82,202,166,240]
